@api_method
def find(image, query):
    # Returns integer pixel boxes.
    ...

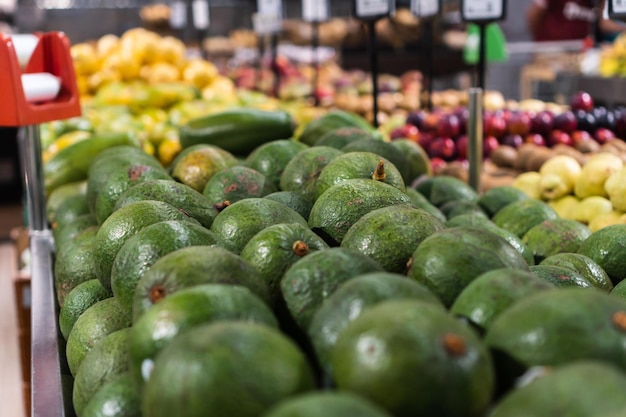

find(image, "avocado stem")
[442,333,467,357]
[214,200,231,212]
[149,285,167,304]
[292,240,310,257]
[372,160,387,182]
[612,311,626,332]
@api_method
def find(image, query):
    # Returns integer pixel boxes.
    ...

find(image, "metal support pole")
[424,19,434,111]
[467,88,483,192]
[270,32,280,98]
[312,20,320,106]
[368,19,380,128]
[18,125,65,417]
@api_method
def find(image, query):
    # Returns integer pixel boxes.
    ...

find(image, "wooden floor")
[0,203,28,417]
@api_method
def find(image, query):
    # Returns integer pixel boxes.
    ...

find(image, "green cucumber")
[44,132,139,195]
[179,108,295,155]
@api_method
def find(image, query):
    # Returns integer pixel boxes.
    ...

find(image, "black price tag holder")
[353,0,394,128]
[302,0,330,106]
[411,0,441,111]
[192,0,210,59]
[608,0,626,20]
[253,0,284,98]
[460,0,507,90]
[169,0,188,41]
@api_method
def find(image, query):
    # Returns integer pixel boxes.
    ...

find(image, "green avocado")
[408,226,530,307]
[128,284,278,388]
[341,204,445,273]
[210,198,308,254]
[280,247,384,331]
[132,246,271,319]
[331,300,494,417]
[308,272,442,375]
[141,322,315,417]
[110,220,221,315]
[485,288,626,389]
[309,179,412,246]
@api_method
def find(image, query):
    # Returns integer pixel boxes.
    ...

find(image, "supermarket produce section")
[7,1,626,417]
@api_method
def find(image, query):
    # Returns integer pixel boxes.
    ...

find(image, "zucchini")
[179,108,295,155]
[44,132,139,195]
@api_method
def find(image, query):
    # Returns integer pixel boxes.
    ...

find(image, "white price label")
[462,0,504,21]
[252,12,282,34]
[192,0,210,29]
[411,0,439,17]
[355,0,390,18]
[302,0,329,22]
[169,0,187,29]
[610,0,626,15]
[257,0,283,17]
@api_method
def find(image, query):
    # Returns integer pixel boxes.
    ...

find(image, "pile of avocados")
[48,109,626,417]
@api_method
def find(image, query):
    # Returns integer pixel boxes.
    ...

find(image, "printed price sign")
[411,0,440,17]
[192,0,210,30]
[609,0,626,19]
[169,0,187,29]
[461,0,506,22]
[252,12,282,34]
[354,0,391,19]
[302,0,329,22]
[257,0,283,17]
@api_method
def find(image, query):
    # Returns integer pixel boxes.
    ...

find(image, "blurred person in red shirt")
[527,0,626,42]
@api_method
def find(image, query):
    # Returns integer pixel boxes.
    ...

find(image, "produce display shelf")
[554,72,626,108]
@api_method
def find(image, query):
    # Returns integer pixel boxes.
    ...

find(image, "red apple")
[390,124,420,142]
[484,114,507,138]
[456,134,468,160]
[436,113,461,138]
[614,111,626,139]
[548,130,573,147]
[553,111,578,134]
[406,110,427,129]
[483,135,500,158]
[594,127,616,144]
[429,137,457,161]
[525,133,547,147]
[430,157,447,175]
[570,91,594,112]
[571,130,593,146]
[417,131,434,151]
[401,70,422,88]
[530,110,554,136]
[501,133,524,149]
[453,107,469,135]
[422,111,442,133]
[506,111,532,136]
